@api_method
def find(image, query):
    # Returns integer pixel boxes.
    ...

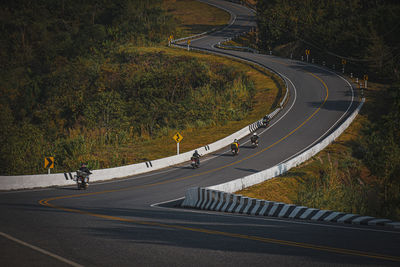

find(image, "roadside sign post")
[305,49,310,62]
[168,35,173,46]
[173,132,183,155]
[187,40,191,51]
[44,157,54,174]
[364,74,368,89]
[341,59,346,73]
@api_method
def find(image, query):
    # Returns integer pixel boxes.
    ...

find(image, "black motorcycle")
[191,156,200,169]
[75,170,90,190]
[251,138,259,148]
[262,118,269,128]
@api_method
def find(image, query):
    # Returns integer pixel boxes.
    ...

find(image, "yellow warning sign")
[173,132,183,143]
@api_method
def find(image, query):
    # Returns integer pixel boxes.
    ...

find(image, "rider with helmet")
[251,132,259,145]
[192,150,201,165]
[231,139,240,154]
[79,163,92,175]
[262,115,269,127]
[77,163,92,189]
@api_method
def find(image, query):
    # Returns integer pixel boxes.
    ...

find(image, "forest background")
[237,0,400,220]
[0,0,281,175]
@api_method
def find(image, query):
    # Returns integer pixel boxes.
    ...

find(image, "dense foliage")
[0,0,255,175]
[256,0,400,219]
[257,0,400,81]
[358,83,400,219]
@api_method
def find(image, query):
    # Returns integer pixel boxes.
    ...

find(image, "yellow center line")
[38,71,327,203]
[37,67,395,263]
[40,199,400,262]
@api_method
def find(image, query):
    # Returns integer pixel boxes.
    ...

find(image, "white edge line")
[275,65,355,166]
[0,231,84,267]
[150,197,185,208]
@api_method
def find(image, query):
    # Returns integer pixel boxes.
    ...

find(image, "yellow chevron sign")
[44,157,54,169]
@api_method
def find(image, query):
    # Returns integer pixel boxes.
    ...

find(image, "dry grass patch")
[163,0,230,38]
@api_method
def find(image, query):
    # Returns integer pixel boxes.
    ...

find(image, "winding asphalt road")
[1,0,399,266]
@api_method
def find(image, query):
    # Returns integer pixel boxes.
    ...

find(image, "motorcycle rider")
[78,163,92,184]
[192,150,201,165]
[251,132,259,145]
[262,115,269,126]
[231,139,240,154]
[79,163,92,175]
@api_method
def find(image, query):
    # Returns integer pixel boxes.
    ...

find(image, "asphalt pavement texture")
[1,0,399,266]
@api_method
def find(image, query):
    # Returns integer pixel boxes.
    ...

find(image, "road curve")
[1,1,399,266]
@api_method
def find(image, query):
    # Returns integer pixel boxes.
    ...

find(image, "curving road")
[1,0,399,266]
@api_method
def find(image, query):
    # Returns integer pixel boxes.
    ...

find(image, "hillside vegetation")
[257,0,400,82]
[0,0,281,175]
[238,0,400,220]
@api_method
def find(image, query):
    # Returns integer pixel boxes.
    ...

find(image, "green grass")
[83,1,283,167]
[89,46,283,163]
[163,0,230,38]
[224,31,258,50]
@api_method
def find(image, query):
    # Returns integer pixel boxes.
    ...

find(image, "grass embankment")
[224,32,258,51]
[76,0,282,169]
[163,0,230,38]
[0,0,284,175]
[238,80,400,220]
[92,46,282,166]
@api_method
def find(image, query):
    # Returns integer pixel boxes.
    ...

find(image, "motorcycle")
[231,143,239,156]
[251,138,259,148]
[75,170,90,190]
[262,117,269,128]
[191,156,200,169]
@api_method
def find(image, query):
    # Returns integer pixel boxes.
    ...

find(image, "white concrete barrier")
[180,97,400,229]
[208,98,365,193]
[0,104,282,190]
[182,186,400,228]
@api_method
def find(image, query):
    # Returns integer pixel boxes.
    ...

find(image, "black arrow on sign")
[45,157,53,169]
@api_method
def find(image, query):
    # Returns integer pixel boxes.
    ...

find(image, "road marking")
[37,68,381,262]
[0,232,84,267]
[36,8,369,261]
[38,61,328,212]
[38,201,400,262]
[275,69,355,165]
